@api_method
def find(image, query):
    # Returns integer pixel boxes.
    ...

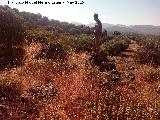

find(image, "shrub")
[0,77,22,101]
[60,34,93,52]
[141,66,160,83]
[0,6,25,70]
[101,36,130,56]
[139,38,160,50]
[36,42,67,61]
[89,52,116,72]
[135,37,160,66]
[136,48,160,66]
[113,31,121,36]
[0,5,24,46]
[0,46,25,70]
[25,29,59,44]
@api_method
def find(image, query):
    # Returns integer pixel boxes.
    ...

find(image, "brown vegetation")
[1,5,160,120]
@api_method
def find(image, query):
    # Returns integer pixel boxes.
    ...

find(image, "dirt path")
[113,40,141,84]
[111,40,158,105]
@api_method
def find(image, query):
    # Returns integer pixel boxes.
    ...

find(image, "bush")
[139,38,160,50]
[135,37,160,66]
[101,35,130,55]
[89,52,116,72]
[136,48,160,66]
[0,78,22,101]
[113,31,121,36]
[60,34,93,52]
[0,5,24,46]
[0,6,25,70]
[0,46,25,70]
[141,66,160,83]
[36,42,67,61]
[25,29,59,44]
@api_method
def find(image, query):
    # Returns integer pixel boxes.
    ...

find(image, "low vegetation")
[0,5,160,120]
[135,35,160,66]
[140,65,160,83]
[101,35,130,56]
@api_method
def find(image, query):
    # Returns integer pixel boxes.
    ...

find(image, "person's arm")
[94,24,99,36]
[97,20,102,34]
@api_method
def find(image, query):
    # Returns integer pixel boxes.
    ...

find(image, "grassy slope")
[0,40,160,119]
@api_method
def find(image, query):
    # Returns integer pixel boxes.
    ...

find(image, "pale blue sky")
[0,0,160,26]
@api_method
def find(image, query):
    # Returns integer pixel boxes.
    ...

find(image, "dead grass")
[1,41,160,119]
[139,65,160,83]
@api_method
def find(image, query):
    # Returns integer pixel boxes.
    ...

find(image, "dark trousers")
[93,35,101,54]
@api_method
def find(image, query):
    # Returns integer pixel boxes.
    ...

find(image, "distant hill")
[129,25,160,35]
[0,5,94,35]
[87,23,160,35]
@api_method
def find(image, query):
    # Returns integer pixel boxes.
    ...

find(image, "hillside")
[1,5,160,120]
[10,7,93,35]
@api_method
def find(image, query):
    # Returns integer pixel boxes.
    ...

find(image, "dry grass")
[0,43,102,119]
[135,48,160,66]
[139,65,160,83]
[1,41,160,119]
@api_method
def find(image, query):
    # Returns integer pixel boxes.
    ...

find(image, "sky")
[0,0,160,26]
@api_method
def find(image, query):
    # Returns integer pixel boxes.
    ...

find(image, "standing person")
[93,13,102,54]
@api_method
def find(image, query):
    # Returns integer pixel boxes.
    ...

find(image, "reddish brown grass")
[1,41,160,119]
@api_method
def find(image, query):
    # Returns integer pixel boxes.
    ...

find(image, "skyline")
[0,0,160,26]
